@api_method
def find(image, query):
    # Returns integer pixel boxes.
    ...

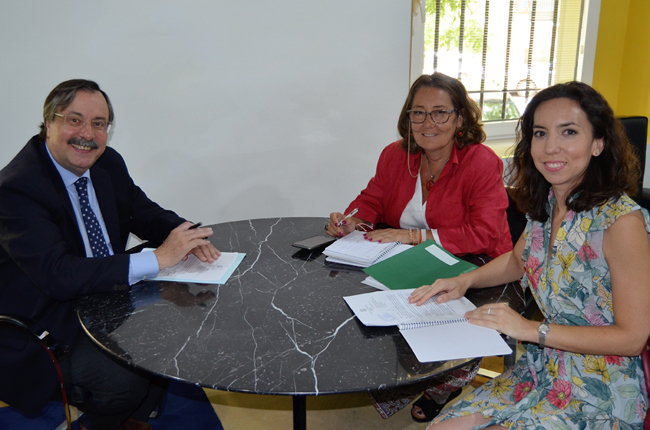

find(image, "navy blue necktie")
[74,177,109,258]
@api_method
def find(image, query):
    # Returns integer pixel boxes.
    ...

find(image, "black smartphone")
[292,235,335,250]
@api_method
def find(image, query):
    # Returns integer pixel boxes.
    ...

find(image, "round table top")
[78,217,524,396]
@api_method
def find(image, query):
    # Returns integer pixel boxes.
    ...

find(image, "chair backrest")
[642,335,650,430]
[618,116,648,202]
[0,315,69,422]
[506,188,526,247]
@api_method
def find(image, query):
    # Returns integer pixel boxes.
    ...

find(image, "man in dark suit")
[0,79,221,430]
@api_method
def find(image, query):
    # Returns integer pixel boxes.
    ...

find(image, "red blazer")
[346,140,512,258]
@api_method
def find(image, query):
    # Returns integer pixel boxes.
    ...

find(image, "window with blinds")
[423,0,586,122]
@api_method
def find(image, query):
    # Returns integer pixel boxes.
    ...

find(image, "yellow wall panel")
[593,0,650,126]
[616,0,650,116]
[592,0,630,111]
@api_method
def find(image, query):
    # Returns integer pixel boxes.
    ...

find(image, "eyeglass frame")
[354,222,374,232]
[406,108,457,124]
[53,112,112,133]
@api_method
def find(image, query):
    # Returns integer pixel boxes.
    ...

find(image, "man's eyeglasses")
[54,113,112,133]
[407,109,456,124]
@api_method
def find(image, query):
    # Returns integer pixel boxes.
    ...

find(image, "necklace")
[424,155,449,191]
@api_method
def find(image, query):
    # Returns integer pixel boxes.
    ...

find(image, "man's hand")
[153,222,221,270]
[188,243,221,264]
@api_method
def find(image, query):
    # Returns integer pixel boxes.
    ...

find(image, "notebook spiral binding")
[373,241,401,261]
[398,318,468,330]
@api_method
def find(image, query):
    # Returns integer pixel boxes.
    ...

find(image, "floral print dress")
[434,193,650,429]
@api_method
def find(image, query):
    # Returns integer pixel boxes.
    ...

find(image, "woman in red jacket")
[326,72,511,257]
[325,73,513,421]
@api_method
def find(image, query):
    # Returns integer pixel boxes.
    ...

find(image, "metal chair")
[0,315,73,430]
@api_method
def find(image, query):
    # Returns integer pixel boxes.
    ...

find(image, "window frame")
[409,0,602,145]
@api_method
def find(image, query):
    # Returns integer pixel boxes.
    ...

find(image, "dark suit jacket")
[0,135,185,412]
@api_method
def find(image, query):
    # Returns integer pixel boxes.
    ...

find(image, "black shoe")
[410,388,463,423]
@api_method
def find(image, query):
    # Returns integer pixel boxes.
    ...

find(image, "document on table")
[343,289,474,327]
[343,289,511,362]
[147,251,246,284]
[325,244,412,268]
[361,276,389,291]
[399,322,512,363]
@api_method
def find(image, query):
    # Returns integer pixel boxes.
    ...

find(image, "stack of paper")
[322,230,411,267]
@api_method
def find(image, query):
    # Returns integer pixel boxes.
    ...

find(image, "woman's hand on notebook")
[409,275,471,306]
[363,228,409,244]
[465,303,536,342]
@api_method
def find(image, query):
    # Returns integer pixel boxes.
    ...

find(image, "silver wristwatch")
[538,322,550,349]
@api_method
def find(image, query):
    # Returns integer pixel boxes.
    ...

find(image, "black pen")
[189,222,209,240]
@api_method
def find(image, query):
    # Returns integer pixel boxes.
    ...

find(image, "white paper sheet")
[148,252,245,284]
[399,322,512,362]
[343,289,475,326]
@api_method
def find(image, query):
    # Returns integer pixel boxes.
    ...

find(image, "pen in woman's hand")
[337,208,359,227]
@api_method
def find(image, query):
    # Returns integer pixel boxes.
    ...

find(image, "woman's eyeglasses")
[407,109,456,124]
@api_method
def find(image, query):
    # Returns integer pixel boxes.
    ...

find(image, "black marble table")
[77,217,524,430]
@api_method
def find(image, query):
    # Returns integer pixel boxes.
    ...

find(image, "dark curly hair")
[397,73,485,153]
[508,81,640,222]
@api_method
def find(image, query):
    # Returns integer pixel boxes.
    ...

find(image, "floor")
[207,351,516,429]
[0,348,519,430]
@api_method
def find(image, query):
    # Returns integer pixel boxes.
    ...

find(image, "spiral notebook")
[399,320,511,362]
[322,230,404,267]
[343,289,511,362]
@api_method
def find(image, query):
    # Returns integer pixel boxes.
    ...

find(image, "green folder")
[362,240,477,290]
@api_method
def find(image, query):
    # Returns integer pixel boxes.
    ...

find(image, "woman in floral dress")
[409,81,650,430]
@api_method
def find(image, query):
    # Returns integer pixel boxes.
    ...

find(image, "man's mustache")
[67,137,99,150]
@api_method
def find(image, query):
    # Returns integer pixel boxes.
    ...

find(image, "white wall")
[0,1,411,224]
